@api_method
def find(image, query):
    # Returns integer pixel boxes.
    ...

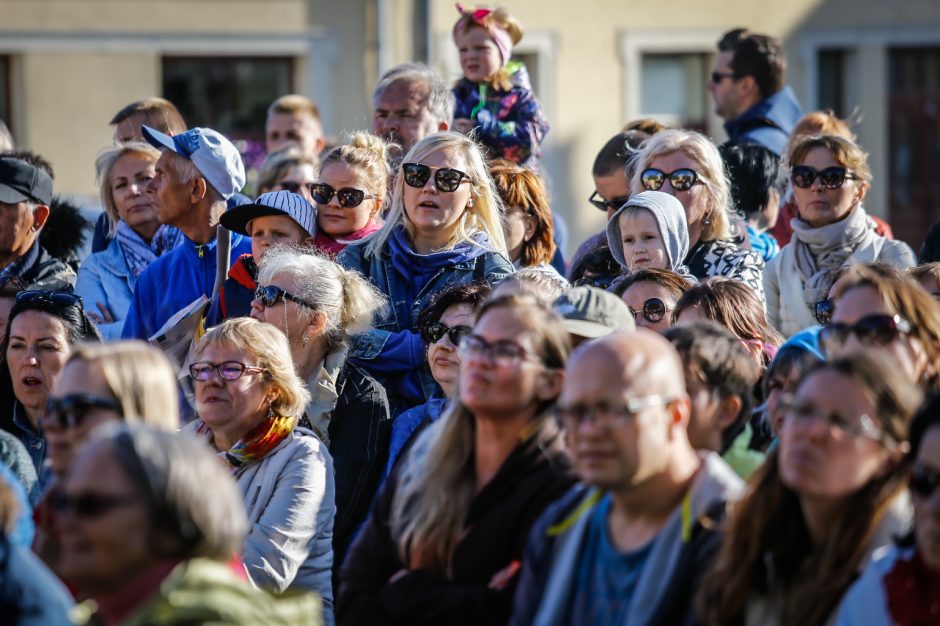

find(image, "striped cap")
[220,190,316,238]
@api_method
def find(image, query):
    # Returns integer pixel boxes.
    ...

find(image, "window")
[0,56,11,138]
[162,56,293,142]
[817,49,847,117]
[639,53,709,132]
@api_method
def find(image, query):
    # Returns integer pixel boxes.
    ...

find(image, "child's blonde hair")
[454,5,524,90]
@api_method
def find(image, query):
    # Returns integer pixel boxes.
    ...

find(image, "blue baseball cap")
[142,125,246,200]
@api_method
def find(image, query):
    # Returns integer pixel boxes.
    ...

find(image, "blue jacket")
[724,86,803,156]
[382,396,446,482]
[122,232,251,340]
[0,532,73,626]
[75,237,139,340]
[337,232,513,409]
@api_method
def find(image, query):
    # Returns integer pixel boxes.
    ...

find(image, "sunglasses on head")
[41,393,122,430]
[421,321,472,346]
[819,314,912,347]
[911,463,940,498]
[588,191,630,213]
[15,290,83,310]
[254,284,315,310]
[309,183,373,208]
[628,297,671,324]
[791,165,859,190]
[640,168,700,192]
[814,298,834,325]
[402,163,470,193]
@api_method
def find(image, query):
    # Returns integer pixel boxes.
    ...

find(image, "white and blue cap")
[142,125,246,200]
[220,190,316,239]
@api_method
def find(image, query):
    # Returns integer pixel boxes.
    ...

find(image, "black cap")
[0,157,53,206]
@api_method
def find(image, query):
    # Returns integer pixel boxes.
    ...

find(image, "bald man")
[510,330,744,626]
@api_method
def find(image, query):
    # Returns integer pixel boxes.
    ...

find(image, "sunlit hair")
[95,141,161,236]
[256,146,318,194]
[788,134,872,183]
[66,341,179,431]
[488,159,556,266]
[909,262,940,289]
[415,281,492,335]
[610,267,692,299]
[196,318,310,418]
[632,129,733,242]
[391,294,570,573]
[830,264,940,390]
[267,94,321,122]
[257,245,386,353]
[109,97,187,136]
[785,109,855,157]
[373,63,455,126]
[319,132,390,209]
[87,424,247,561]
[492,269,568,305]
[698,354,922,625]
[673,277,783,348]
[163,151,224,208]
[453,6,524,90]
[363,132,509,258]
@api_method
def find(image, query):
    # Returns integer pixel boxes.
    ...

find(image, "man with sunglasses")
[708,28,802,156]
[122,125,251,341]
[510,331,743,626]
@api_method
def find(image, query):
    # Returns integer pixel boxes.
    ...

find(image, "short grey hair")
[87,424,248,561]
[373,63,455,126]
[164,150,224,208]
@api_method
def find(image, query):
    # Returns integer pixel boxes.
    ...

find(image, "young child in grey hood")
[606,190,697,283]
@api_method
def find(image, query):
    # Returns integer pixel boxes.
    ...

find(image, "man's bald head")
[568,330,686,399]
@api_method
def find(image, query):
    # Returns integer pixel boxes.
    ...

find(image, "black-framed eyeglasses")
[15,290,83,310]
[819,314,912,348]
[710,71,739,84]
[50,490,140,518]
[402,162,471,193]
[309,183,374,208]
[640,168,701,192]
[628,297,671,324]
[41,393,122,430]
[458,334,536,367]
[814,298,834,325]
[254,284,315,310]
[791,165,859,190]
[588,191,630,213]
[555,395,673,430]
[911,463,940,498]
[778,392,888,443]
[421,321,472,346]
[189,361,267,382]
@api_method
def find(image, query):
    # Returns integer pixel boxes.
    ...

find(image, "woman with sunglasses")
[699,355,922,626]
[250,245,389,572]
[0,291,100,489]
[836,392,940,625]
[338,132,513,412]
[256,145,318,203]
[338,294,574,626]
[383,281,491,480]
[611,268,692,333]
[76,141,183,339]
[764,134,915,337]
[631,129,765,299]
[187,317,336,622]
[825,264,940,391]
[309,132,387,255]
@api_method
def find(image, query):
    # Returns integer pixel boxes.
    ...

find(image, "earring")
[303,333,310,347]
[267,399,275,419]
[703,213,712,226]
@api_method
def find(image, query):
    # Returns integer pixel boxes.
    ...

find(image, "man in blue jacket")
[122,126,251,340]
[708,28,803,156]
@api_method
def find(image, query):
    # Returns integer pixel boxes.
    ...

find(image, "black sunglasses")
[15,290,83,309]
[628,297,671,324]
[402,163,470,193]
[814,298,834,325]
[277,181,305,194]
[421,321,472,346]
[640,168,700,192]
[710,71,739,84]
[588,191,630,213]
[309,183,373,208]
[819,314,912,347]
[911,463,940,498]
[791,165,859,190]
[254,284,315,310]
[51,490,140,518]
[41,393,122,430]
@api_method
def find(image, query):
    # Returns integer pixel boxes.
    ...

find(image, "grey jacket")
[605,190,693,280]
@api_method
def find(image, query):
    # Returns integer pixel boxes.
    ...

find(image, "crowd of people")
[0,7,939,626]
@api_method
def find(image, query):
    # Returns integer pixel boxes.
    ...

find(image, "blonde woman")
[338,131,513,411]
[337,294,575,625]
[632,129,765,300]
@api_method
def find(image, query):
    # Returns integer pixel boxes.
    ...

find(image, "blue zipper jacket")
[724,85,803,156]
[337,228,513,410]
[122,232,251,340]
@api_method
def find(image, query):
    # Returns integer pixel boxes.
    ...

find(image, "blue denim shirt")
[10,402,49,491]
[338,238,513,408]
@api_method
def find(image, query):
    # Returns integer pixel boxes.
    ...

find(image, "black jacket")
[0,244,75,293]
[336,417,575,626]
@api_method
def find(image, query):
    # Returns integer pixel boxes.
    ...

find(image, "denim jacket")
[337,238,513,407]
[75,237,137,340]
